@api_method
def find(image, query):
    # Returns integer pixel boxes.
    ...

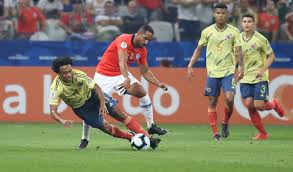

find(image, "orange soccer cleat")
[253,133,269,140]
[273,98,285,117]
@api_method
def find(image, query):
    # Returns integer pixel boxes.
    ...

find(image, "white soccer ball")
[130,133,150,151]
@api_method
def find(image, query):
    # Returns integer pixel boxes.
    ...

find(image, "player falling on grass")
[79,25,168,149]
[187,3,244,141]
[238,14,284,140]
[49,57,161,149]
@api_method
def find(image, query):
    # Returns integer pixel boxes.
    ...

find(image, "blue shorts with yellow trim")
[240,81,269,101]
[204,74,235,97]
[73,91,118,128]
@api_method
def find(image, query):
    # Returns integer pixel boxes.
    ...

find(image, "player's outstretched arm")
[50,105,74,128]
[139,63,168,91]
[118,49,131,89]
[234,46,244,82]
[94,84,108,116]
[256,52,275,79]
[187,45,203,79]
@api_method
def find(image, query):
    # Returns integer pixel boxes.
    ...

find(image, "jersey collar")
[242,31,255,42]
[214,24,228,32]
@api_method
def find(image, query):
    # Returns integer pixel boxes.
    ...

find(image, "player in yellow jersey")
[239,14,284,140]
[187,3,244,141]
[49,57,161,149]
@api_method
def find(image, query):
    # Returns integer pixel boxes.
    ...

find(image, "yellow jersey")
[49,69,96,108]
[238,31,273,84]
[198,24,240,78]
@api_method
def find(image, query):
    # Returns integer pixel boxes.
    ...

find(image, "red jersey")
[96,34,148,76]
[258,12,279,32]
[17,7,45,34]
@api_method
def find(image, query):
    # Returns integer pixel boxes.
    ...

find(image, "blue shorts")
[240,81,269,100]
[204,74,235,97]
[73,91,118,128]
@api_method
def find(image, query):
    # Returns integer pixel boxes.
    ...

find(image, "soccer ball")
[130,133,150,151]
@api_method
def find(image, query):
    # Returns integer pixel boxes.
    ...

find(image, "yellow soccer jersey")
[49,69,96,108]
[198,24,240,78]
[238,31,273,84]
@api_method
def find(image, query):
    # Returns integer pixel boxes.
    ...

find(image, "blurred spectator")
[232,0,258,29]
[62,0,74,12]
[278,0,291,24]
[172,0,201,41]
[95,0,122,41]
[220,0,236,23]
[196,0,216,30]
[58,0,94,35]
[0,0,15,39]
[86,0,113,16]
[136,0,167,21]
[120,0,146,33]
[257,0,280,42]
[37,0,64,19]
[17,0,47,39]
[280,11,293,41]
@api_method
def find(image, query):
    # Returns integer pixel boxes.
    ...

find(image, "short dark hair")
[242,13,255,22]
[138,25,154,35]
[51,57,73,73]
[214,3,228,10]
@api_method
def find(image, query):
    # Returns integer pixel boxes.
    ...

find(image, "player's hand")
[121,77,130,89]
[256,68,266,80]
[234,67,244,82]
[61,119,74,128]
[187,66,194,79]
[99,105,108,116]
[158,83,168,91]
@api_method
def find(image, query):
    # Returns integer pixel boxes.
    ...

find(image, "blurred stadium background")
[1,0,293,171]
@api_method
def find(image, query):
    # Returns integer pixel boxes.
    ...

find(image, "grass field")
[0,123,293,172]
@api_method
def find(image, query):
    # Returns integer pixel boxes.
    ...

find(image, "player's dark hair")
[242,13,255,22]
[214,3,227,10]
[51,57,73,73]
[138,25,154,35]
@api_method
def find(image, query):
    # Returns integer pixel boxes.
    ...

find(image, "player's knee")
[244,101,254,109]
[139,94,151,105]
[208,99,218,108]
[136,90,146,98]
[254,104,265,111]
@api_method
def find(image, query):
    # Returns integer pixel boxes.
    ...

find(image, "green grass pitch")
[0,123,293,172]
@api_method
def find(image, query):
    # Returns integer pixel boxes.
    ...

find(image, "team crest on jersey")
[225,34,233,40]
[135,54,141,59]
[120,42,127,49]
[251,43,257,49]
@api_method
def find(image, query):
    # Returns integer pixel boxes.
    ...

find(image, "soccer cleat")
[221,123,229,138]
[148,124,167,135]
[273,98,285,117]
[214,134,221,141]
[253,133,269,140]
[78,139,89,149]
[149,137,161,150]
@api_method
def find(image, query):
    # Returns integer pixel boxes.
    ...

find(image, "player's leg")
[79,73,119,147]
[126,73,167,135]
[98,120,133,141]
[221,74,236,138]
[240,83,268,140]
[205,76,221,140]
[106,98,150,137]
[254,81,284,117]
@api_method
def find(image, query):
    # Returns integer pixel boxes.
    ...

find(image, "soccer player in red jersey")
[79,25,168,149]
